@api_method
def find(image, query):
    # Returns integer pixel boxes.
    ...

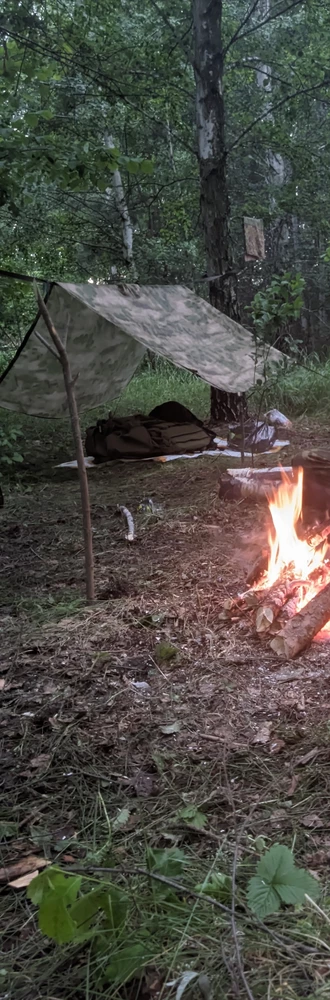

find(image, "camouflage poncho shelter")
[0,282,283,417]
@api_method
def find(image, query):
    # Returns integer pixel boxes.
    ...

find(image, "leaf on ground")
[247,844,320,918]
[146,846,187,877]
[247,876,281,919]
[275,866,320,905]
[0,821,18,840]
[101,885,128,930]
[288,774,299,796]
[38,893,77,944]
[134,772,154,797]
[252,721,272,744]
[269,739,286,754]
[167,971,199,1000]
[178,806,207,830]
[301,813,324,828]
[155,641,179,663]
[112,807,131,831]
[9,870,40,889]
[195,872,231,901]
[257,844,295,882]
[105,943,149,982]
[30,754,51,769]
[160,721,181,735]
[0,855,49,885]
[0,679,5,690]
[296,748,319,766]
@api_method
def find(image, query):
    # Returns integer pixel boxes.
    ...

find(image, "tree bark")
[105,136,135,271]
[35,285,95,604]
[193,0,246,423]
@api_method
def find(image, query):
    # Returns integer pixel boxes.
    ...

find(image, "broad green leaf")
[0,821,18,840]
[248,845,320,918]
[39,110,54,120]
[195,872,232,901]
[178,806,207,830]
[112,807,130,831]
[38,894,76,943]
[139,159,154,174]
[101,885,128,930]
[62,875,82,905]
[247,876,281,919]
[70,888,104,931]
[276,868,320,905]
[105,943,150,983]
[27,868,81,906]
[257,844,295,883]
[24,113,39,128]
[146,846,187,877]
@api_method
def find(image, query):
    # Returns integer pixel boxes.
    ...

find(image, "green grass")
[256,355,330,417]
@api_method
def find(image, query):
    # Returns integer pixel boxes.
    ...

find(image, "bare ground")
[1,417,330,998]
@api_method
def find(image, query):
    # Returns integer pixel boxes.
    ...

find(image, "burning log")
[246,548,270,586]
[255,579,302,634]
[270,581,330,658]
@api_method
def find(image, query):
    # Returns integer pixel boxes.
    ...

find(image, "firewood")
[270,580,330,658]
[246,548,269,586]
[255,579,302,634]
[220,587,268,620]
[305,518,330,548]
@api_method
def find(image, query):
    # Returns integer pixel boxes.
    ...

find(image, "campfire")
[224,468,330,658]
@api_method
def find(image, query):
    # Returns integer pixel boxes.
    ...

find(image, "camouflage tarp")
[0,282,282,416]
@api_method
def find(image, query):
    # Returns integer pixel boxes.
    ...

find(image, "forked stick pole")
[34,283,95,603]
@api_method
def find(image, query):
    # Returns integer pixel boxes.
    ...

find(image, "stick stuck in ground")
[118,506,135,542]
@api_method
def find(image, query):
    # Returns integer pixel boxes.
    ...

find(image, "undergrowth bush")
[24,844,319,994]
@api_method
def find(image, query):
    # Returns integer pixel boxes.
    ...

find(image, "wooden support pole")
[34,284,95,604]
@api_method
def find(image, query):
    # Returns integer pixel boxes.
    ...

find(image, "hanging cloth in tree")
[243,217,265,261]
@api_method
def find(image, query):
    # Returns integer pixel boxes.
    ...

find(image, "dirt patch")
[2,428,330,997]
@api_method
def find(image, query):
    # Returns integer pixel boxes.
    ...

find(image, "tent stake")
[34,283,95,604]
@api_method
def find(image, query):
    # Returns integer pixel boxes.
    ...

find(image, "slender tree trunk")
[193,0,246,423]
[35,285,95,604]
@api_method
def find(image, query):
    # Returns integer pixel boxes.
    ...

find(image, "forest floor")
[1,410,330,1000]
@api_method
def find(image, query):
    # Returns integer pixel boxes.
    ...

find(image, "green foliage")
[146,846,187,877]
[247,844,320,920]
[178,806,208,830]
[0,424,23,467]
[27,867,129,945]
[195,873,232,901]
[249,272,305,347]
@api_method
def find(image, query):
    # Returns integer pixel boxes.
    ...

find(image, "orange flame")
[265,469,327,612]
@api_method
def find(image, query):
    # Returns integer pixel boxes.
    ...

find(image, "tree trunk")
[105,136,135,273]
[35,285,95,604]
[193,0,245,423]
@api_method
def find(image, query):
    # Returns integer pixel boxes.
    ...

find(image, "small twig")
[66,864,233,915]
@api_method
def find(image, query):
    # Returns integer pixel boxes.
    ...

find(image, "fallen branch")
[117,505,135,542]
[270,580,330,658]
